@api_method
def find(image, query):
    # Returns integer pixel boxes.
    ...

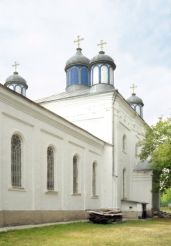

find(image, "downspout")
[112,90,118,176]
[112,90,118,208]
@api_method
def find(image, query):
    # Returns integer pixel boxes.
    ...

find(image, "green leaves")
[139,118,171,193]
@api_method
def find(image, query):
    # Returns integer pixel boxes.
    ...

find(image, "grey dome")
[5,72,28,88]
[127,93,144,106]
[65,48,90,71]
[90,51,116,69]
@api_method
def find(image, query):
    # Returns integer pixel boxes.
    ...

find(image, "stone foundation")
[0,210,88,227]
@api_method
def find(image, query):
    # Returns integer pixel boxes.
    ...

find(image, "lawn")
[0,219,171,246]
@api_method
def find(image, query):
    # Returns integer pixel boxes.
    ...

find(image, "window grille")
[73,155,78,194]
[92,162,97,196]
[11,135,22,187]
[47,146,54,190]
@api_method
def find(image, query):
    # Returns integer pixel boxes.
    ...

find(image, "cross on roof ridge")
[12,61,20,73]
[74,35,84,48]
[130,83,137,94]
[97,40,107,51]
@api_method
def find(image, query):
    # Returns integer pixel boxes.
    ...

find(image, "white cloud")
[0,0,170,125]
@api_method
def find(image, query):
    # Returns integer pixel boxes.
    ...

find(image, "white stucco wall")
[0,86,108,212]
[40,90,152,210]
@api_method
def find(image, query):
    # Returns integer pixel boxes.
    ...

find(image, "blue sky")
[0,0,170,124]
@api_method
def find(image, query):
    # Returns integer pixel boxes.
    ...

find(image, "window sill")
[72,193,81,196]
[45,190,58,194]
[8,187,26,192]
[91,195,99,199]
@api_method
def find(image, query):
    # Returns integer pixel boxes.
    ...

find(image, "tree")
[139,118,171,193]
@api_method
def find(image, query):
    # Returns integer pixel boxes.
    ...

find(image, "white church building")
[0,38,153,227]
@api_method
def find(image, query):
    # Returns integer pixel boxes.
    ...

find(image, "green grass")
[0,219,171,246]
[161,207,171,213]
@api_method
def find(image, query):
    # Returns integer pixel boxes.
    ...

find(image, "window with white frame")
[101,65,108,83]
[11,134,22,187]
[47,146,54,190]
[92,66,99,85]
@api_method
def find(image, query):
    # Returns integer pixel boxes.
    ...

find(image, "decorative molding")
[40,128,63,140]
[2,112,34,127]
[68,140,85,149]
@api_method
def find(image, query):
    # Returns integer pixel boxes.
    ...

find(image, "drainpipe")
[112,90,118,208]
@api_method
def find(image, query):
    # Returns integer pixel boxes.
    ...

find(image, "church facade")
[0,39,153,227]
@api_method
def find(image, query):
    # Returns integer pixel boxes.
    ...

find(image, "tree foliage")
[139,118,171,193]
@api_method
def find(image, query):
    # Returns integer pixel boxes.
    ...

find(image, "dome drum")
[127,93,144,118]
[90,63,114,86]
[4,71,28,96]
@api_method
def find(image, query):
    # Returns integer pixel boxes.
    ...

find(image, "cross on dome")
[74,35,84,48]
[130,83,137,94]
[97,40,107,51]
[12,61,20,73]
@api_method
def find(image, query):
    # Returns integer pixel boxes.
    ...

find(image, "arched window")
[73,155,78,194]
[122,134,127,152]
[101,65,108,83]
[92,66,99,85]
[47,146,54,190]
[81,66,89,85]
[66,70,70,85]
[110,67,114,85]
[15,85,22,94]
[70,67,79,84]
[11,134,22,187]
[22,87,26,96]
[123,168,126,199]
[92,162,97,196]
[135,143,138,157]
[8,85,14,90]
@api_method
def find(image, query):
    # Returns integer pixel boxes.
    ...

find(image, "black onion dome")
[65,48,90,71]
[127,93,144,106]
[5,72,28,88]
[90,51,116,69]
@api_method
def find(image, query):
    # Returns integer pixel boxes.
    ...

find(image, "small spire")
[130,83,137,95]
[74,35,84,49]
[97,40,107,52]
[12,61,20,73]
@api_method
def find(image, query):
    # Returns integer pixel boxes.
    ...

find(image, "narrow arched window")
[81,66,89,85]
[122,134,127,152]
[15,85,22,94]
[92,162,97,196]
[110,67,114,85]
[70,67,79,84]
[123,168,126,199]
[11,134,22,187]
[92,66,99,85]
[73,155,78,194]
[101,65,108,83]
[47,146,54,190]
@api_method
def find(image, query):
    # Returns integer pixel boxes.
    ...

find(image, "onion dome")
[65,48,90,71]
[4,62,28,96]
[127,93,144,106]
[90,40,116,92]
[127,85,144,118]
[90,50,116,70]
[65,37,90,92]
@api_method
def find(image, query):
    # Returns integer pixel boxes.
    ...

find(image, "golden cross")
[12,61,20,72]
[74,35,84,48]
[130,83,137,94]
[97,40,107,51]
